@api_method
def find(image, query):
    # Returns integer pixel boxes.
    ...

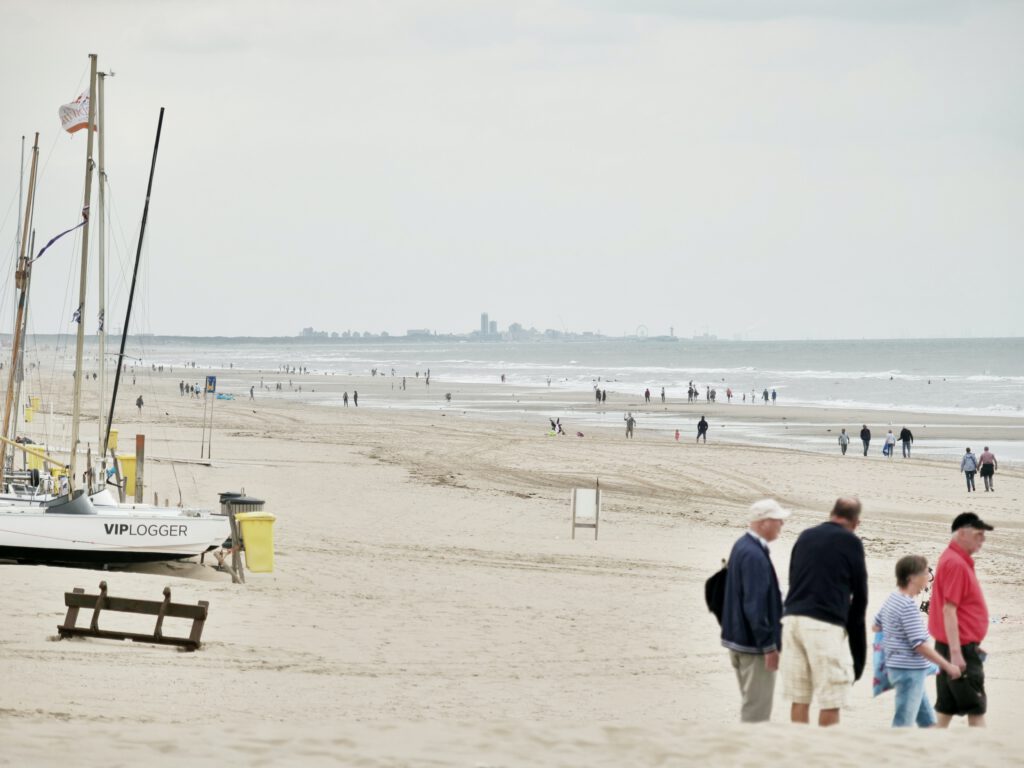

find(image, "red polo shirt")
[928,540,989,645]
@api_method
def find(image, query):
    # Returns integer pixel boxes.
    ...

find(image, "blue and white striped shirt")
[873,592,930,669]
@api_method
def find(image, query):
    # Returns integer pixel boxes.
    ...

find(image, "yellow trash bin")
[117,454,136,496]
[235,511,276,573]
[108,429,119,451]
[30,395,41,410]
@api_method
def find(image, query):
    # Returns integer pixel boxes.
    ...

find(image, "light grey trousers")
[729,650,776,723]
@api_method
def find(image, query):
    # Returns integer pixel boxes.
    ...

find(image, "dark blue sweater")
[721,532,783,654]
[783,521,869,679]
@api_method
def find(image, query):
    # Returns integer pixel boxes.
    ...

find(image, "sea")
[24,335,1024,463]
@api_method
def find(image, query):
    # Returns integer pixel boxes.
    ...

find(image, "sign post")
[205,376,216,459]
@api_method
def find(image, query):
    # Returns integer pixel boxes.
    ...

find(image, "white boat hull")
[0,499,230,564]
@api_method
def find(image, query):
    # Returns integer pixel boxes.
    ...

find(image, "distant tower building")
[480,312,489,335]
[489,320,497,335]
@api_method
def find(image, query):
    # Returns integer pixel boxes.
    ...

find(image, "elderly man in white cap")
[720,498,790,722]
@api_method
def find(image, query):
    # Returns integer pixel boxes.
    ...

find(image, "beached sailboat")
[0,54,229,564]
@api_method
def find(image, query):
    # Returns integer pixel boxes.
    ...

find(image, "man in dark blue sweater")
[721,499,789,722]
[781,497,868,727]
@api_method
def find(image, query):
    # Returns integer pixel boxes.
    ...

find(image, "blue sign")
[206,375,217,393]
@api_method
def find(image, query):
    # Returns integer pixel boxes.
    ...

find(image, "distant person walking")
[343,392,349,407]
[838,429,850,455]
[250,386,254,400]
[978,447,997,492]
[762,388,769,404]
[960,448,977,492]
[726,387,733,403]
[771,389,777,405]
[899,427,914,458]
[136,395,143,414]
[883,430,897,459]
[721,499,790,723]
[661,387,666,404]
[930,513,993,728]
[781,498,868,727]
[624,412,636,439]
[644,388,651,404]
[697,416,709,443]
[872,555,961,728]
[353,390,359,407]
[860,425,871,456]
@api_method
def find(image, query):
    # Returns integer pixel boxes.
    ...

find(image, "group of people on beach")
[841,427,999,493]
[846,425,916,458]
[718,498,992,728]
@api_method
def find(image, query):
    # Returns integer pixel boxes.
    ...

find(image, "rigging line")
[0,182,20,245]
[101,178,139,309]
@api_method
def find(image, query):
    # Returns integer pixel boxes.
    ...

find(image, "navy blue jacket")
[783,521,869,680]
[721,532,783,654]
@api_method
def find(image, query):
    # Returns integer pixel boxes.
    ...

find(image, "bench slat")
[63,593,207,619]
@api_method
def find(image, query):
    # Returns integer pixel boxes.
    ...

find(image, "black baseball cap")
[952,512,994,532]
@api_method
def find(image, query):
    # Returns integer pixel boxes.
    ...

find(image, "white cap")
[749,498,791,521]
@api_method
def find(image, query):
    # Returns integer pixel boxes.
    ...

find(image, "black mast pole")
[104,108,163,458]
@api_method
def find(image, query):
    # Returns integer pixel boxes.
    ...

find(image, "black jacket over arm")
[783,521,869,680]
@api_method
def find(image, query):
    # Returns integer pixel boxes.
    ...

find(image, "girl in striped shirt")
[873,555,961,727]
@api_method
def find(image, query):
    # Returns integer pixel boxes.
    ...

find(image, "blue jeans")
[889,667,936,727]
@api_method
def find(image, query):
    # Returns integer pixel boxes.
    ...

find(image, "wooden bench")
[57,581,210,651]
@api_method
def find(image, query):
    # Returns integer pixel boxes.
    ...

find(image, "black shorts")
[935,641,987,716]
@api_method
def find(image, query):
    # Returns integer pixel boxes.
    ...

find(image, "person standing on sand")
[726,387,733,403]
[872,555,961,728]
[978,447,997,492]
[930,512,993,728]
[721,499,789,723]
[781,497,868,727]
[624,412,636,439]
[353,390,359,407]
[661,387,665,404]
[136,395,143,414]
[343,392,348,407]
[884,430,897,459]
[250,386,254,401]
[697,416,709,443]
[960,448,977,492]
[838,429,850,455]
[860,425,871,456]
[771,389,777,404]
[899,427,914,458]
[644,388,651,403]
[763,388,769,404]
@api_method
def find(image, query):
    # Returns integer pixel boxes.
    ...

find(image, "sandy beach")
[2,369,1023,766]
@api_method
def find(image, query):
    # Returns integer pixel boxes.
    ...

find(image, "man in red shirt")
[928,512,993,727]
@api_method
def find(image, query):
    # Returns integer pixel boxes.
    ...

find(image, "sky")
[0,0,1021,339]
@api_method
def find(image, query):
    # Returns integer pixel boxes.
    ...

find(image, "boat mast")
[97,70,108,482]
[0,132,39,487]
[10,226,37,459]
[104,107,164,457]
[68,53,98,494]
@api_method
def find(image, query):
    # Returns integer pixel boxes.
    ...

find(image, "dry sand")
[1,370,1022,766]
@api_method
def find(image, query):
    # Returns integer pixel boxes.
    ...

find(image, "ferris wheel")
[636,325,648,338]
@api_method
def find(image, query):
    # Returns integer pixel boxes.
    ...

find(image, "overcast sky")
[1,1,1021,339]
